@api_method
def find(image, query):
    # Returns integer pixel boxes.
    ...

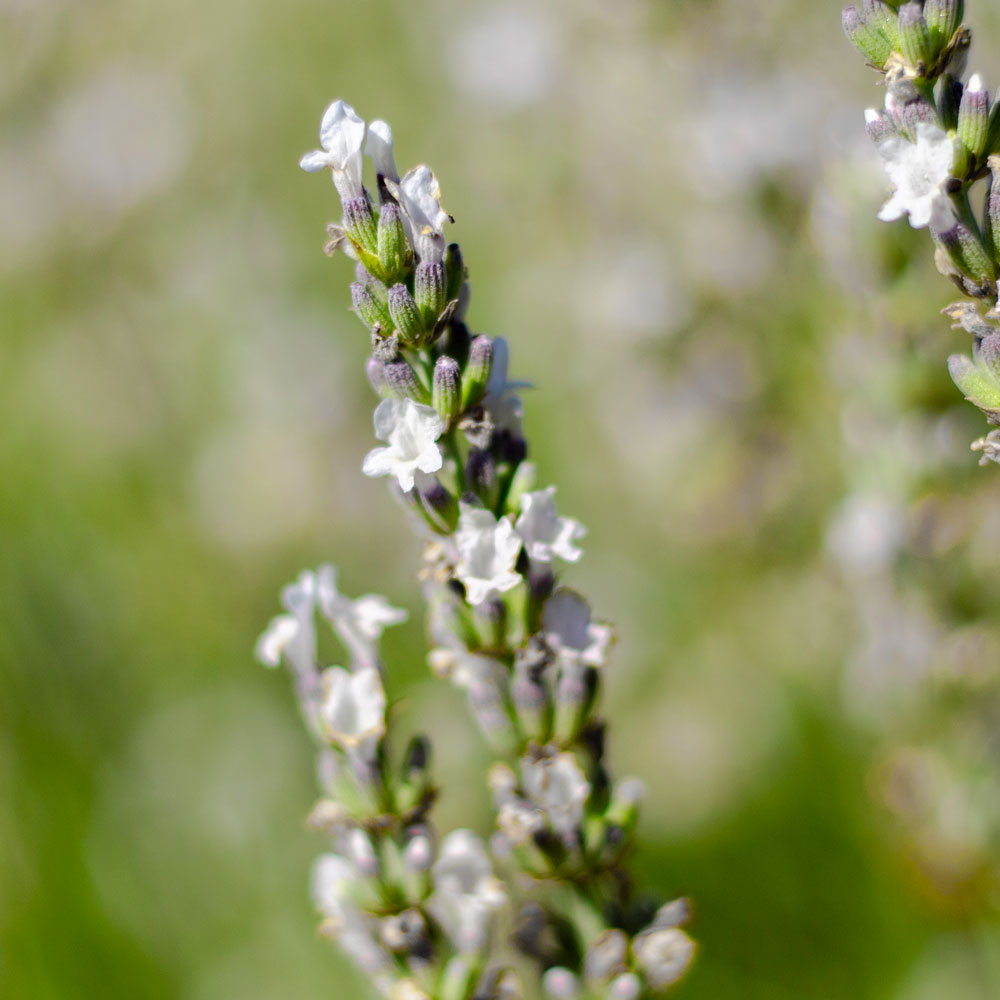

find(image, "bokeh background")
[5,0,1000,996]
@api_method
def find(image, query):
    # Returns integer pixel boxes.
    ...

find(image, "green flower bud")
[938,73,964,131]
[924,0,963,52]
[415,260,446,327]
[985,159,1000,263]
[462,334,493,407]
[863,0,899,47]
[842,5,892,69]
[444,242,466,302]
[512,662,551,743]
[351,281,393,333]
[958,75,991,160]
[949,341,1000,418]
[342,195,378,256]
[376,202,409,282]
[935,218,996,287]
[432,355,462,423]
[897,2,933,71]
[387,282,426,345]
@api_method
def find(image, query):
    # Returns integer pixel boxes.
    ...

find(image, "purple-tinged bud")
[376,202,409,280]
[465,448,497,500]
[342,195,378,255]
[383,357,430,404]
[462,335,494,407]
[417,476,458,533]
[474,596,507,650]
[842,5,892,69]
[403,826,434,873]
[351,281,393,333]
[344,828,379,877]
[986,159,1000,263]
[366,356,389,398]
[379,908,430,958]
[976,333,1000,382]
[387,282,425,345]
[865,108,897,144]
[934,218,996,288]
[862,0,899,46]
[901,96,938,136]
[553,662,598,744]
[444,242,466,301]
[432,355,462,423]
[958,74,991,160]
[414,259,446,326]
[541,968,580,1000]
[925,0,963,51]
[897,3,933,71]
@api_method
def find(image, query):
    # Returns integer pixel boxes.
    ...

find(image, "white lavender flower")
[316,564,407,670]
[429,829,506,953]
[872,119,956,231]
[541,967,580,999]
[362,398,444,492]
[255,569,318,676]
[364,119,398,183]
[388,164,450,262]
[515,486,585,563]
[319,666,386,757]
[482,337,527,435]
[542,589,613,667]
[454,505,523,605]
[299,99,366,202]
[312,851,360,924]
[521,751,590,837]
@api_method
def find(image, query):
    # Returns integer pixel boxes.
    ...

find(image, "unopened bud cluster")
[256,100,696,999]
[843,0,1000,457]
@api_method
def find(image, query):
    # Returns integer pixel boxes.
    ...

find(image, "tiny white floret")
[875,121,955,231]
[522,751,590,836]
[300,99,366,203]
[319,666,386,757]
[516,486,585,563]
[392,164,450,262]
[362,398,444,492]
[454,505,523,605]
[542,589,613,667]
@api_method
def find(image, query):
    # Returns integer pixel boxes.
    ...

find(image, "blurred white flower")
[454,505,522,605]
[319,666,386,757]
[255,570,318,680]
[516,486,585,563]
[541,967,580,999]
[542,589,612,667]
[300,99,366,202]
[364,120,398,183]
[873,120,955,230]
[316,564,407,670]
[632,926,696,990]
[826,493,904,578]
[429,829,506,953]
[482,337,528,435]
[311,852,360,924]
[362,398,444,492]
[522,751,590,836]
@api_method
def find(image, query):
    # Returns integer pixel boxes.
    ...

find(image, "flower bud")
[465,447,497,499]
[583,929,628,984]
[403,826,435,873]
[383,357,431,404]
[958,74,991,160]
[938,73,964,131]
[924,0,963,51]
[901,96,937,136]
[439,958,477,1000]
[862,0,899,47]
[553,662,598,744]
[842,6,892,69]
[463,335,494,407]
[344,827,379,877]
[864,108,896,144]
[387,283,426,345]
[541,968,579,1000]
[444,242,466,301]
[415,260,447,327]
[987,160,1000,263]
[377,202,409,281]
[607,974,643,1000]
[352,281,393,333]
[897,3,933,71]
[632,927,696,990]
[366,356,390,397]
[343,195,378,255]
[934,218,996,287]
[949,348,1000,417]
[416,476,459,533]
[432,355,462,423]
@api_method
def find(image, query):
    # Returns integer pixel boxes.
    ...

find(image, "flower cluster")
[255,100,696,999]
[843,1,1000,455]
[259,566,515,999]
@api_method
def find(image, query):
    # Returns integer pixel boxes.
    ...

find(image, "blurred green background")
[4,0,1000,996]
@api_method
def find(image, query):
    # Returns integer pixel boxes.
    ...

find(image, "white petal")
[364,119,398,181]
[255,614,298,667]
[299,149,332,172]
[319,100,365,161]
